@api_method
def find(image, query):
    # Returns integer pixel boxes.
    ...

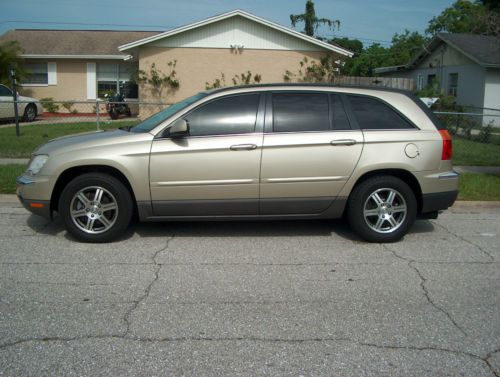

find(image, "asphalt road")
[0,198,499,377]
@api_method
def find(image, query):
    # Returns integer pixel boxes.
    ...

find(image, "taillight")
[439,130,452,160]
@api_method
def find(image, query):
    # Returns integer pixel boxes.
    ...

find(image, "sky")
[0,0,456,46]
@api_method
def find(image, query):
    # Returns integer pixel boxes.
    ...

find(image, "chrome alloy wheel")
[69,186,118,234]
[363,188,407,234]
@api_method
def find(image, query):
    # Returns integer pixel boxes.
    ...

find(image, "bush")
[40,97,59,113]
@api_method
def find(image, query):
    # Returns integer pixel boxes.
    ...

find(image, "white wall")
[483,68,500,127]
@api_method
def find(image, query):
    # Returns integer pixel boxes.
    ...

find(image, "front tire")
[59,173,133,243]
[347,175,417,243]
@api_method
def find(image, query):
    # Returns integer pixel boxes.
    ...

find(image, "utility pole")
[10,68,20,137]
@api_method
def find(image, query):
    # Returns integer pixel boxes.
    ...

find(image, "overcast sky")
[0,0,456,46]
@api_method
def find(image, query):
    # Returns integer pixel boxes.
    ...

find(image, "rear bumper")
[421,190,458,213]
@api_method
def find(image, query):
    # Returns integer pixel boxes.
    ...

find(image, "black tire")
[347,175,417,243]
[23,104,37,122]
[109,109,119,120]
[59,173,133,243]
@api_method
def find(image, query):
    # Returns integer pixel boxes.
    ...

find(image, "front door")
[150,93,264,216]
[260,92,363,215]
[0,85,14,119]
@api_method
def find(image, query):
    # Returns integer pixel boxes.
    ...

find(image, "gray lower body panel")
[138,197,347,222]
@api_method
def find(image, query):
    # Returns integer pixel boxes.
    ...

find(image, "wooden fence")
[333,76,415,91]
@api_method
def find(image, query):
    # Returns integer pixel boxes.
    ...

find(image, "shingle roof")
[0,29,160,57]
[437,33,500,66]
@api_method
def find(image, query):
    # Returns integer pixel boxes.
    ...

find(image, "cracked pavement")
[0,199,499,376]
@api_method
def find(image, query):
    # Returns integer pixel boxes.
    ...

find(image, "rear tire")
[23,104,37,122]
[347,175,417,243]
[59,173,133,243]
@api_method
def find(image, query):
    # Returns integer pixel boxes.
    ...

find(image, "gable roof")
[410,33,500,68]
[0,29,159,59]
[119,9,353,57]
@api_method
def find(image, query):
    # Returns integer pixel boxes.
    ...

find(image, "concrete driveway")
[0,197,498,376]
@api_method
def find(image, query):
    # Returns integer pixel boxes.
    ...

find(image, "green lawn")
[0,164,26,194]
[0,121,138,158]
[453,139,500,166]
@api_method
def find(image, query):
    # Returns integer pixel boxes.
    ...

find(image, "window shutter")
[48,62,57,85]
[86,63,96,100]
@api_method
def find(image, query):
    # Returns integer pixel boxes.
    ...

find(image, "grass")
[0,164,26,194]
[2,164,498,201]
[0,121,138,158]
[458,173,500,201]
[453,139,500,166]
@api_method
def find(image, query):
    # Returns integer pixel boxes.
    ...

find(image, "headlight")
[27,155,49,175]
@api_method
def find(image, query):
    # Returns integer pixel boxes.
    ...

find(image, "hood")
[34,129,144,155]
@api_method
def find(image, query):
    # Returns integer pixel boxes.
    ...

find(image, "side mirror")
[168,118,189,138]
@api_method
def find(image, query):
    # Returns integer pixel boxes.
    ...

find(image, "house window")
[96,63,137,98]
[24,63,48,85]
[427,74,436,86]
[448,73,458,97]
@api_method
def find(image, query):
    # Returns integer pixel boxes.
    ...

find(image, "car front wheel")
[59,173,133,243]
[347,175,417,243]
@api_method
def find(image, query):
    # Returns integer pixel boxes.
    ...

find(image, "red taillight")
[439,130,452,160]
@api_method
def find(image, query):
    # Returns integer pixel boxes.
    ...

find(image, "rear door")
[260,91,363,215]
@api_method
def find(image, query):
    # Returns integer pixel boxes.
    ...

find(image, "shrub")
[40,97,59,113]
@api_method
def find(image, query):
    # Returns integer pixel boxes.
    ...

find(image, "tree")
[426,0,499,36]
[290,0,339,37]
[0,41,26,86]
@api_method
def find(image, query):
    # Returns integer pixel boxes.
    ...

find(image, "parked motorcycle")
[104,92,131,120]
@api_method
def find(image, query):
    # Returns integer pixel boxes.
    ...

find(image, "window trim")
[345,93,419,131]
[158,92,265,140]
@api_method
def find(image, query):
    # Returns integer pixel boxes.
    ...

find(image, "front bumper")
[16,175,52,219]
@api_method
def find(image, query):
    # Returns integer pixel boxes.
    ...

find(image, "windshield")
[130,92,207,133]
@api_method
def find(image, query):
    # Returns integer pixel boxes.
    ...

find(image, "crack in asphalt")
[0,335,497,376]
[432,221,495,262]
[383,245,468,337]
[122,235,174,336]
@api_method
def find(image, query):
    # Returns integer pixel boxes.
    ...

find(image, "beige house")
[0,10,352,104]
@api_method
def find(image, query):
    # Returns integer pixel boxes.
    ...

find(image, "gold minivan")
[17,84,458,243]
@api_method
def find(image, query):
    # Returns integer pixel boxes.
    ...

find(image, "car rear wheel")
[23,104,37,122]
[59,173,133,243]
[347,175,417,243]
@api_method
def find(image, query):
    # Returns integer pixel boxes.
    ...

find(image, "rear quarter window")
[347,95,415,130]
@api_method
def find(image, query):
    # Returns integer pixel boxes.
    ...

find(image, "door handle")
[330,139,356,146]
[230,144,257,151]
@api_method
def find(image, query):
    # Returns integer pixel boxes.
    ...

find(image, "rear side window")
[348,95,414,130]
[331,94,350,130]
[273,93,330,132]
[186,94,260,136]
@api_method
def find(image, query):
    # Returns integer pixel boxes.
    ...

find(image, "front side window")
[185,94,260,137]
[24,63,48,84]
[347,95,414,130]
[273,92,330,132]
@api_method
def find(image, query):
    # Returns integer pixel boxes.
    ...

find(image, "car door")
[0,85,14,119]
[149,93,264,216]
[260,91,364,215]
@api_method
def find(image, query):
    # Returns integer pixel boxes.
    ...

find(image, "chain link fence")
[435,110,500,145]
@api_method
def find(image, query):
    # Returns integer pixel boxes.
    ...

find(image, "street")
[0,197,499,376]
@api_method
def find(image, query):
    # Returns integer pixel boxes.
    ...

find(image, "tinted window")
[186,94,259,137]
[273,93,329,132]
[0,85,12,97]
[348,95,414,130]
[331,94,350,130]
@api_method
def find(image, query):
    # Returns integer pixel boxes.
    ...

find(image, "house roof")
[421,33,500,67]
[118,9,353,57]
[0,29,160,59]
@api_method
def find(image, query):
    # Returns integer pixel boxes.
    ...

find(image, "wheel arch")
[347,169,423,214]
[50,165,137,214]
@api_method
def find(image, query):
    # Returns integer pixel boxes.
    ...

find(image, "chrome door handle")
[230,144,257,151]
[330,139,356,146]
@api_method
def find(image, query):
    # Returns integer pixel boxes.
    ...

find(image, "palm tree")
[290,0,340,37]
